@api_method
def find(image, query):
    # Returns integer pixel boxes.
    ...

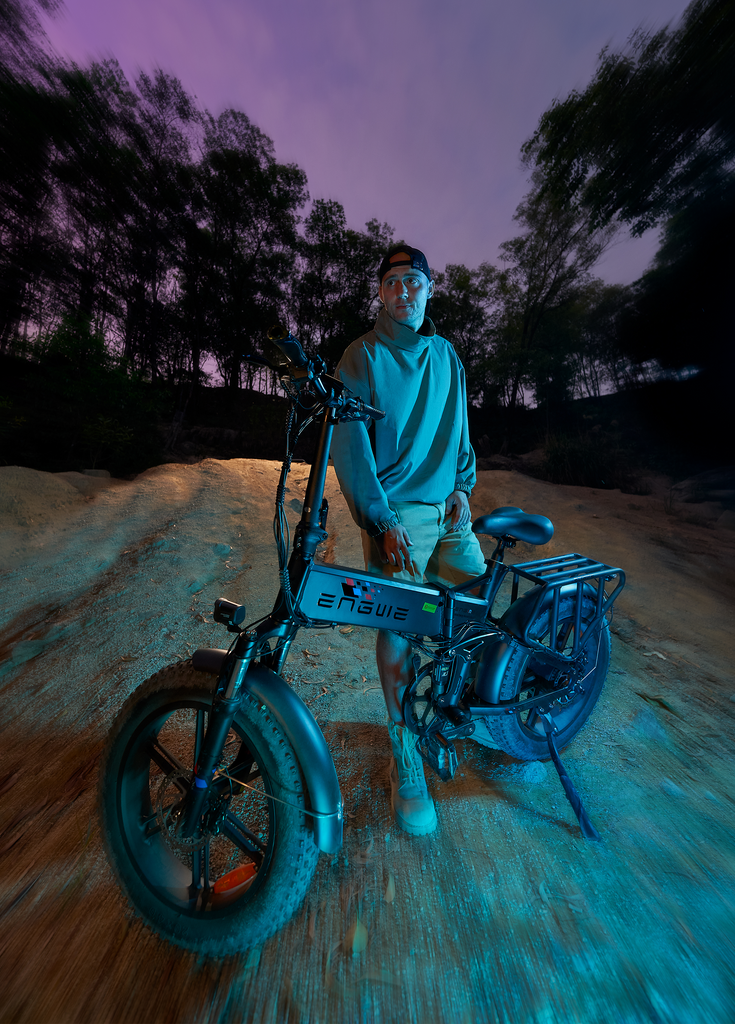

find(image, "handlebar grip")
[267,324,309,370]
[360,401,385,420]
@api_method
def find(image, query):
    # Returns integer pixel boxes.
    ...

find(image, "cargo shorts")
[362,500,486,589]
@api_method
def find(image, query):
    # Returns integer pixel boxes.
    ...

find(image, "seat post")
[478,537,511,605]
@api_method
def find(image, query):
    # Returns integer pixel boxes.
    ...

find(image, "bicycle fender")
[473,636,517,704]
[474,583,597,704]
[192,651,343,854]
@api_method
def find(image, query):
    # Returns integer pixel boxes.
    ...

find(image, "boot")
[387,721,437,835]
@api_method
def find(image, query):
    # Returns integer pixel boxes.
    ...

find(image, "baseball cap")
[378,244,432,284]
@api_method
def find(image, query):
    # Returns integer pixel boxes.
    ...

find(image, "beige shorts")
[361,501,486,588]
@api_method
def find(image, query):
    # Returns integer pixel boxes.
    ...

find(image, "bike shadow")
[322,721,582,840]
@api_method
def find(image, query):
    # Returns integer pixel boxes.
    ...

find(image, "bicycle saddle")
[472,506,554,545]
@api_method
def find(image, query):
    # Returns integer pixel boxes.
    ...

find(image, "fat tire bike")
[98,326,625,955]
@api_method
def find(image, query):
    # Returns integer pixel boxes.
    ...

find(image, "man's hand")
[445,490,471,531]
[376,525,415,572]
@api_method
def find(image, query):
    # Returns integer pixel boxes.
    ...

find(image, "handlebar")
[350,397,385,421]
[258,324,385,422]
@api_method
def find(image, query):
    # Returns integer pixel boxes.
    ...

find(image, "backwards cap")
[378,244,431,284]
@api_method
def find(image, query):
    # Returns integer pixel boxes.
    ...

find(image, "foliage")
[482,175,616,437]
[523,0,735,380]
[290,199,393,370]
[431,263,500,406]
[524,0,735,235]
[541,429,648,492]
[0,0,724,477]
[619,173,735,377]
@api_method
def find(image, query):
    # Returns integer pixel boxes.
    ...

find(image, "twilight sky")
[43,0,689,285]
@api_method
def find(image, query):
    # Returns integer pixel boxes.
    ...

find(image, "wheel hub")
[154,770,230,854]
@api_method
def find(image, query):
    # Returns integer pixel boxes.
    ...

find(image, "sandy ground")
[1,459,734,1024]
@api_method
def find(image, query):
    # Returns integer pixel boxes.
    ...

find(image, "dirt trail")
[1,461,734,1024]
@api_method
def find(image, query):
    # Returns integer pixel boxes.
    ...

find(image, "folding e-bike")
[98,328,625,955]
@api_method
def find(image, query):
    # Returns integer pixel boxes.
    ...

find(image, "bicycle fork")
[180,632,258,837]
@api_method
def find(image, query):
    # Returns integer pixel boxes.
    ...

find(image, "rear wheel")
[480,597,610,760]
[98,662,318,955]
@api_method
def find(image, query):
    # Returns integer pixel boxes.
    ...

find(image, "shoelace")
[395,727,424,787]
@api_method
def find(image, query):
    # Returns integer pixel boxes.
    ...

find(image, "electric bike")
[98,327,625,955]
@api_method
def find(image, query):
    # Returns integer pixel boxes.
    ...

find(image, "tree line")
[1,0,732,466]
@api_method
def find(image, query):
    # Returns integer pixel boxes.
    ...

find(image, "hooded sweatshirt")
[330,308,476,537]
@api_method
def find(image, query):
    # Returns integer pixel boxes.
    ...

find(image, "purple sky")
[43,0,689,285]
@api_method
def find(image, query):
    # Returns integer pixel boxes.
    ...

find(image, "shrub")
[542,431,650,493]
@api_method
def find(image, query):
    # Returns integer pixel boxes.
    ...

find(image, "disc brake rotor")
[155,769,222,854]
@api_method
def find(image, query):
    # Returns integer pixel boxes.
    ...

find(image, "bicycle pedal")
[417,732,458,782]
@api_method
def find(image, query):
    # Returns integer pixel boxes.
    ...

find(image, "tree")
[565,281,635,399]
[0,0,59,77]
[291,199,392,368]
[523,0,735,381]
[193,108,308,389]
[430,262,500,406]
[620,172,735,379]
[490,174,614,431]
[524,0,735,235]
[0,72,63,349]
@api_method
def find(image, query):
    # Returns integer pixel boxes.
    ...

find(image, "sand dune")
[1,460,734,1023]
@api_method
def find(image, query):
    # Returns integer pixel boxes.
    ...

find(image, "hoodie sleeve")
[454,361,477,494]
[330,349,400,537]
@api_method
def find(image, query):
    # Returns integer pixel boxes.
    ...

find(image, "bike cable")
[215,768,342,820]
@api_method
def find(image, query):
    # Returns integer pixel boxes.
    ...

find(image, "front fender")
[192,650,342,854]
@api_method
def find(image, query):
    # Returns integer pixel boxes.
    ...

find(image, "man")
[331,244,486,836]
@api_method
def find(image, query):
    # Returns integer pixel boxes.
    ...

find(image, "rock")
[83,468,111,478]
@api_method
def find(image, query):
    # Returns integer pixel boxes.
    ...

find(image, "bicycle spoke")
[143,813,161,837]
[525,707,541,732]
[228,762,261,784]
[194,709,206,763]
[236,739,255,769]
[555,621,574,652]
[147,738,187,782]
[203,841,210,888]
[221,811,266,862]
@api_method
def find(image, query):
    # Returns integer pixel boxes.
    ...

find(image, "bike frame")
[185,338,625,844]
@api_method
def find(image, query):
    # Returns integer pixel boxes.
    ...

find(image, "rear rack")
[507,553,625,656]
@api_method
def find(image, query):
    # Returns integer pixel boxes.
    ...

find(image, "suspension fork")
[180,629,259,837]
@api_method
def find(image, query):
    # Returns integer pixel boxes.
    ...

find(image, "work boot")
[387,720,437,835]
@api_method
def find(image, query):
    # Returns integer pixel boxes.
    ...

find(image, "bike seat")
[472,506,554,545]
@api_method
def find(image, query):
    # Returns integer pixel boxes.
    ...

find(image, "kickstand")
[539,713,600,841]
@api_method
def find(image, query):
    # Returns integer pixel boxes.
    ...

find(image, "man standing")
[331,244,486,835]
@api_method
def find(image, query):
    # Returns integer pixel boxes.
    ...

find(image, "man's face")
[379,258,434,332]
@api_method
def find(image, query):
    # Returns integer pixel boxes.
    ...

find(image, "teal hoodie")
[330,308,476,537]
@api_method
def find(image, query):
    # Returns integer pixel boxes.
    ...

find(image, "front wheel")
[98,662,318,955]
[477,597,611,761]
